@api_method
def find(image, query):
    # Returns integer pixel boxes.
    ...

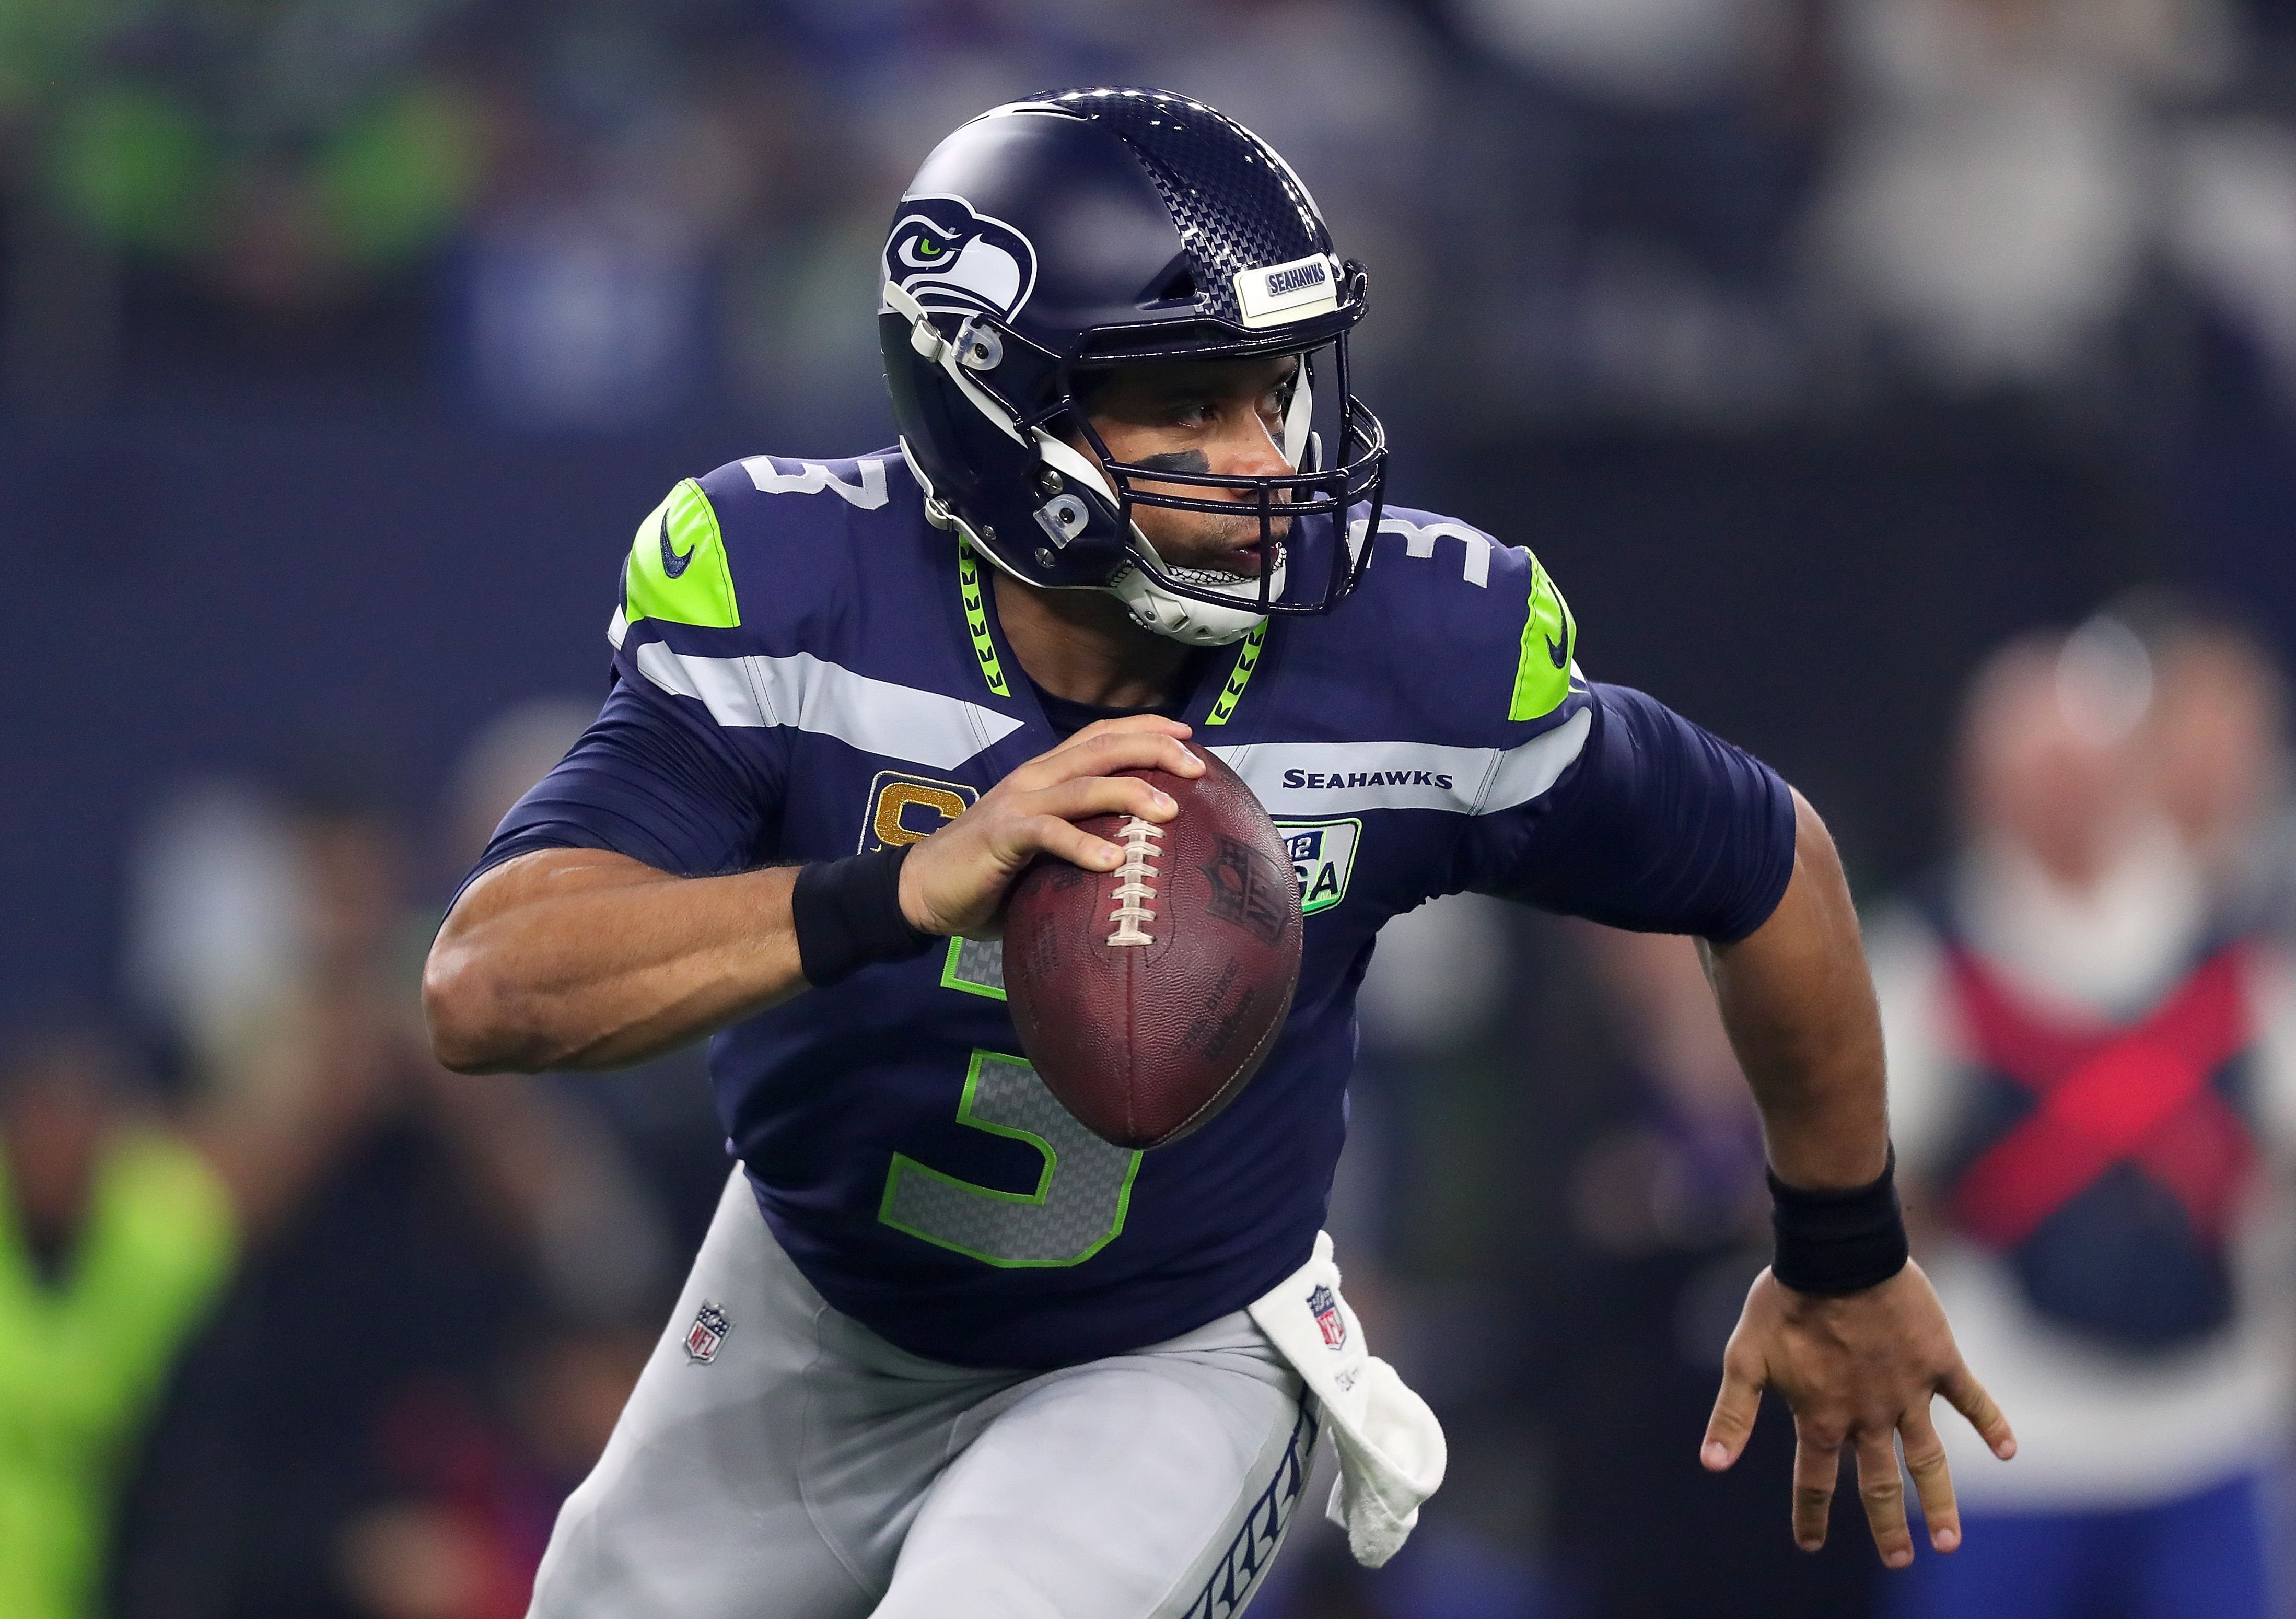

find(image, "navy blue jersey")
[474,450,1794,1368]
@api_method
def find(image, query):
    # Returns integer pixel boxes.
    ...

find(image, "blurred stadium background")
[10,0,2296,1615]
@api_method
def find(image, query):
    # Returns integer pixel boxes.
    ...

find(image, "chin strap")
[884,280,1025,446]
[1105,565,1267,646]
[1030,430,1119,504]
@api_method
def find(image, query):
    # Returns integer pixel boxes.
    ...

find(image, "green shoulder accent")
[1204,619,1266,726]
[625,479,739,630]
[1509,553,1577,721]
[958,539,1010,698]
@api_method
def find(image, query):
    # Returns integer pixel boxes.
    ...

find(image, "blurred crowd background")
[13,0,2296,1615]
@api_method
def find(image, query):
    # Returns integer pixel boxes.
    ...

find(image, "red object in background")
[1947,945,2258,1250]
[355,1379,558,1619]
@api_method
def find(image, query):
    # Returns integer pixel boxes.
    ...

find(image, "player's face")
[1078,355,1299,576]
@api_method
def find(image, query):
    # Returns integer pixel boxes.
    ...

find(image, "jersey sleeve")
[454,477,788,902]
[1450,681,1797,941]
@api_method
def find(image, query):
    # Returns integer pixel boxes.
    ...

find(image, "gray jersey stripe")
[1210,708,1590,818]
[634,643,1024,770]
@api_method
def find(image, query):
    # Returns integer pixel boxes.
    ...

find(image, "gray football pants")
[528,1170,1321,1619]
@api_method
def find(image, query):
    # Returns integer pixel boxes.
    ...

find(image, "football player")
[424,88,2014,1619]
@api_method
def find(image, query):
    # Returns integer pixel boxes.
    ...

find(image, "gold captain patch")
[861,771,979,853]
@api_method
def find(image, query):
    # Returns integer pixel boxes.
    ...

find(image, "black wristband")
[791,848,937,987]
[1767,1145,1910,1296]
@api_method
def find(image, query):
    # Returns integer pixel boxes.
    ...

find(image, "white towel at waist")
[1247,1231,1447,1567]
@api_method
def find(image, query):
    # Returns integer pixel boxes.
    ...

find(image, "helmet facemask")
[1062,329,1388,640]
[885,274,1388,647]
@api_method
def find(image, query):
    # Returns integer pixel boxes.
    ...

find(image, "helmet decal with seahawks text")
[882,195,1038,322]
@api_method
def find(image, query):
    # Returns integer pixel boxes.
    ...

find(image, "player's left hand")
[1699,1260,2015,1568]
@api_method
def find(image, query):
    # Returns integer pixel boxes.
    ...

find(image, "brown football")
[1003,742,1303,1150]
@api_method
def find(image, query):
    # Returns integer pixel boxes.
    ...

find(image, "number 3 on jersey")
[878,940,1143,1266]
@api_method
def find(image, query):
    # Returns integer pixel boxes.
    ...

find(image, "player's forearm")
[424,848,805,1074]
[1702,789,1890,1189]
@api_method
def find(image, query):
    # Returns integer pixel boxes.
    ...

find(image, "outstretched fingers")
[1898,1399,1961,1554]
[1790,1420,1844,1552]
[1855,1429,1913,1568]
[1938,1360,2017,1461]
[1701,1350,1763,1472]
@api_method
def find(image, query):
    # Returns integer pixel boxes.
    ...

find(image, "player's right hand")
[1701,1259,2015,1568]
[898,714,1206,939]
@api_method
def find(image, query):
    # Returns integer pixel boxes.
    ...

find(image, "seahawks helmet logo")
[883,195,1038,322]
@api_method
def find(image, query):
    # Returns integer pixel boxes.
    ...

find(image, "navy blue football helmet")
[880,87,1388,646]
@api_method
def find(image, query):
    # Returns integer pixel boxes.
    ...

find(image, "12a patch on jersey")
[861,770,980,853]
[1276,818,1359,916]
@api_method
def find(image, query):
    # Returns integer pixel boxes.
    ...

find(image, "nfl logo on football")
[684,1300,732,1365]
[1308,1284,1346,1350]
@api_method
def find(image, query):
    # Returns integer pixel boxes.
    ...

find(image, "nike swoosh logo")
[1545,630,1567,668]
[660,510,696,579]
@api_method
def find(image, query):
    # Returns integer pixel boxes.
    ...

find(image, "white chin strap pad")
[1109,562,1269,646]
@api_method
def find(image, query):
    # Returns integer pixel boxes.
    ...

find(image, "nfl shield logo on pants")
[684,1301,731,1364]
[1308,1285,1346,1349]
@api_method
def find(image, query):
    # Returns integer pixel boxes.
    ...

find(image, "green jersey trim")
[626,479,740,630]
[958,540,1011,698]
[1509,554,1576,721]
[940,936,1008,1001]
[1205,620,1267,727]
[879,1050,1141,1267]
